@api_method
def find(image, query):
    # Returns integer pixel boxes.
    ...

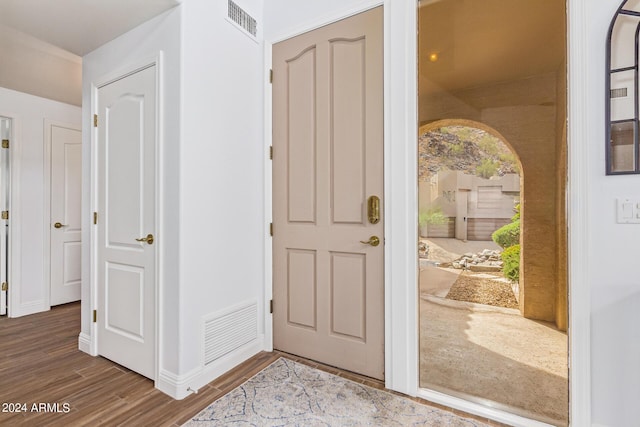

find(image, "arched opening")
[418,120,522,310]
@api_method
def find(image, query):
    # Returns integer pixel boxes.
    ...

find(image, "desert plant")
[491,219,520,248]
[501,244,520,282]
[418,207,448,228]
[475,158,498,179]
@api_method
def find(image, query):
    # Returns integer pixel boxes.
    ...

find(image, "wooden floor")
[0,303,507,427]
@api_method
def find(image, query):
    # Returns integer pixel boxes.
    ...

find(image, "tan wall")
[555,59,568,332]
[420,72,566,326]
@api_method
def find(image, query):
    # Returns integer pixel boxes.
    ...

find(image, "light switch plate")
[617,198,640,223]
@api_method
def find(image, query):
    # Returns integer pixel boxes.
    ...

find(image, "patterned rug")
[184,358,490,426]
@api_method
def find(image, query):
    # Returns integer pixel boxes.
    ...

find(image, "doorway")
[271,7,385,380]
[417,0,568,425]
[46,121,82,307]
[0,117,9,316]
[95,64,158,380]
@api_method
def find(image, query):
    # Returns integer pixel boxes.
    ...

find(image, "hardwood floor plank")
[0,303,502,427]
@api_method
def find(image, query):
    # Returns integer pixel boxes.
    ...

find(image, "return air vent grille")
[204,302,257,365]
[228,0,257,38]
[611,87,628,99]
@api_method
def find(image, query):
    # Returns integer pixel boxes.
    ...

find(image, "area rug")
[184,358,489,426]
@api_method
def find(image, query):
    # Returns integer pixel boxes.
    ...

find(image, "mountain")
[418,125,519,181]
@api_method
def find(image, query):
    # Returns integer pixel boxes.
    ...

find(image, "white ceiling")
[0,0,180,56]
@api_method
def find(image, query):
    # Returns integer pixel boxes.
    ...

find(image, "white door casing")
[0,117,9,316]
[96,65,157,380]
[50,124,82,306]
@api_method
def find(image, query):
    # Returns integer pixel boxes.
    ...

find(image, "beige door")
[50,123,82,306]
[272,7,384,380]
[96,65,156,380]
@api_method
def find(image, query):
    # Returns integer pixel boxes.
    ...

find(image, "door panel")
[287,48,317,224]
[50,124,82,306]
[287,249,317,329]
[97,65,156,380]
[273,7,384,379]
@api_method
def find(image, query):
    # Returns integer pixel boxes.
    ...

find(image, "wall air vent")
[203,302,257,365]
[227,0,257,39]
[610,87,628,99]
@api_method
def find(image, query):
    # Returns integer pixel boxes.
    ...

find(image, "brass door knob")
[54,222,67,229]
[135,234,154,245]
[360,236,380,247]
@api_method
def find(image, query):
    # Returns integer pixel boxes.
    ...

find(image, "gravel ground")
[446,271,518,309]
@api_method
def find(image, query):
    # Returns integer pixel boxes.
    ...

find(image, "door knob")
[54,222,67,229]
[135,234,154,245]
[360,235,380,247]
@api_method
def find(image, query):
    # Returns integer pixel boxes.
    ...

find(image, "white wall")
[0,26,82,106]
[586,2,640,426]
[0,87,80,317]
[177,0,266,390]
[81,6,182,374]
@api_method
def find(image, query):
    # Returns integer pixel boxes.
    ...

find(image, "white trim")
[567,0,591,425]
[417,389,555,427]
[263,41,273,353]
[0,110,22,319]
[78,332,94,355]
[43,119,82,311]
[89,54,163,383]
[156,336,264,400]
[385,0,419,396]
[268,0,383,44]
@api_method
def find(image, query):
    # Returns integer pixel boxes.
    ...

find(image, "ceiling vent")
[227,0,257,40]
[611,87,628,99]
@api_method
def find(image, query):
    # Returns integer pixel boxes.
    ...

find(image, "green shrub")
[511,203,521,222]
[501,244,520,282]
[419,207,448,228]
[476,158,498,179]
[492,219,520,248]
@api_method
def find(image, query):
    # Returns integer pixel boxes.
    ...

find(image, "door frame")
[43,119,82,310]
[88,54,164,385]
[263,1,590,426]
[263,0,407,392]
[0,112,18,318]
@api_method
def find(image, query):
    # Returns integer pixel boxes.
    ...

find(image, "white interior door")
[272,7,385,379]
[50,124,82,306]
[97,65,156,379]
[0,117,9,316]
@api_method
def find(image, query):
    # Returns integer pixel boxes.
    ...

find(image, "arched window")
[607,1,640,174]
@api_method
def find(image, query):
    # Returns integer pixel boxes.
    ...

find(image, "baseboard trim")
[78,332,93,355]
[156,335,264,400]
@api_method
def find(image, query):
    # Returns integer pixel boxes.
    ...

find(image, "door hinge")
[1,211,8,220]
[269,222,273,236]
[269,69,273,84]
[270,299,273,314]
[1,139,9,149]
[93,309,97,323]
[1,282,7,292]
[93,114,98,128]
[269,145,273,160]
[93,212,98,225]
